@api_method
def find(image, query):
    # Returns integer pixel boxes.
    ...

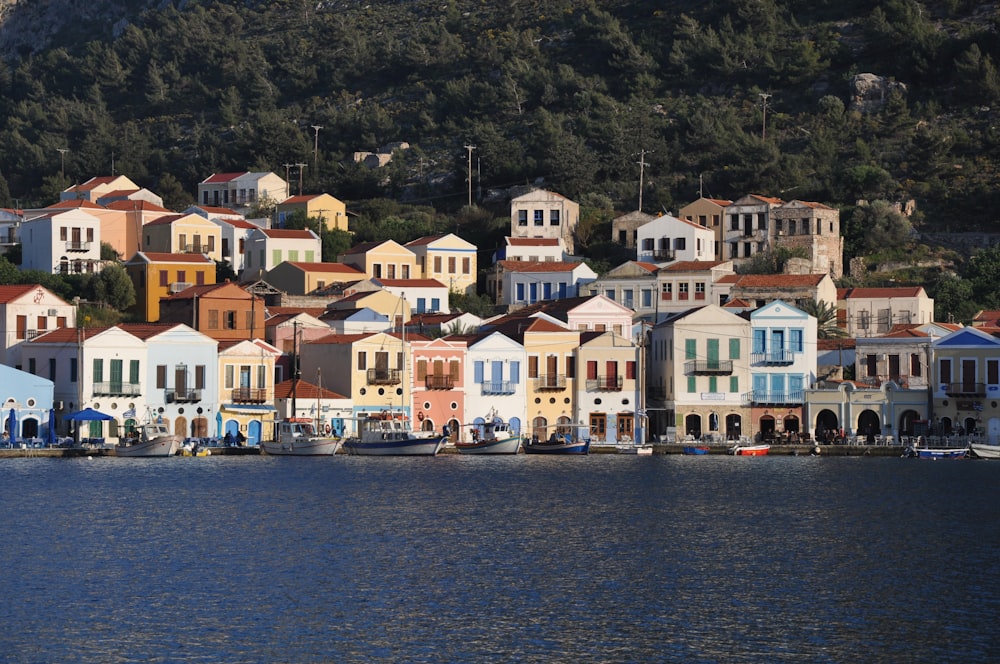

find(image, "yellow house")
[263,261,365,296]
[123,251,217,323]
[327,289,408,323]
[339,239,417,281]
[217,338,281,443]
[142,213,223,262]
[275,193,349,232]
[405,233,478,295]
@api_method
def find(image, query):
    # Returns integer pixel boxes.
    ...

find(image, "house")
[747,300,818,441]
[0,284,75,369]
[123,252,216,323]
[853,322,959,390]
[273,378,354,438]
[931,327,1000,440]
[729,273,838,310]
[576,331,641,443]
[580,261,659,320]
[275,193,348,232]
[94,186,164,209]
[723,194,784,264]
[263,261,365,296]
[461,330,528,438]
[837,286,934,338]
[678,197,732,261]
[495,237,567,263]
[158,281,267,341]
[263,312,333,382]
[0,207,21,255]
[374,278,449,314]
[338,239,418,281]
[20,209,102,275]
[610,211,658,250]
[489,294,634,338]
[0,365,55,442]
[104,199,175,260]
[648,305,752,441]
[773,200,843,277]
[405,312,482,337]
[325,289,409,323]
[803,380,925,442]
[509,189,580,254]
[184,205,248,223]
[410,337,467,438]
[205,216,259,274]
[655,260,738,318]
[141,213,223,262]
[242,228,322,280]
[489,260,597,307]
[405,234,478,295]
[217,338,281,443]
[635,214,716,263]
[319,308,392,335]
[972,310,1000,328]
[198,171,288,209]
[61,175,140,203]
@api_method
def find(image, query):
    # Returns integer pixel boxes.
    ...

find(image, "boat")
[115,422,182,458]
[904,444,967,459]
[262,418,342,456]
[729,443,770,456]
[523,432,590,455]
[455,414,522,454]
[342,410,446,456]
[179,439,212,457]
[617,442,653,455]
[969,442,1000,459]
[683,446,710,455]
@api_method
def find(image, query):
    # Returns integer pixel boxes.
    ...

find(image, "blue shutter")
[791,329,803,352]
[511,361,520,384]
[753,329,766,354]
[416,298,426,313]
[431,298,440,311]
[516,283,525,301]
[752,374,767,396]
[474,361,484,383]
[491,361,503,384]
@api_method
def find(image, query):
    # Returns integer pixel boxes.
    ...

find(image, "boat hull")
[115,436,181,458]
[342,436,446,456]
[523,439,590,455]
[261,438,341,456]
[683,446,710,455]
[455,436,522,455]
[969,443,1000,459]
[618,444,653,455]
[912,447,967,459]
[731,445,770,456]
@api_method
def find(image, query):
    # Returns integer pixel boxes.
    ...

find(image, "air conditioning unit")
[48,309,58,316]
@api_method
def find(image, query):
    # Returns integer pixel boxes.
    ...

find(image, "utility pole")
[311,125,323,177]
[464,144,476,207]
[636,149,651,212]
[295,163,307,196]
[759,93,772,141]
[57,148,69,180]
[283,163,293,199]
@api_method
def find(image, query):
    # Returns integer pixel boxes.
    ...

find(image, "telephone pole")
[311,125,323,177]
[295,163,307,196]
[464,144,476,207]
[759,93,772,141]
[636,149,651,213]
[283,163,294,199]
[57,148,69,180]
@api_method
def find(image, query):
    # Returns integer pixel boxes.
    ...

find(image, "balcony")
[944,382,986,397]
[586,375,623,391]
[745,390,804,406]
[751,350,796,366]
[685,360,734,375]
[424,374,454,390]
[165,388,201,403]
[180,244,208,254]
[65,240,92,252]
[652,249,675,261]
[93,382,141,397]
[481,380,515,395]
[859,375,910,389]
[534,374,567,390]
[231,387,268,403]
[367,368,402,385]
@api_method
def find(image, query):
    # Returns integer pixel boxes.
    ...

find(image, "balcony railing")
[481,380,515,395]
[231,387,267,403]
[751,350,796,365]
[685,360,734,375]
[66,240,92,252]
[180,244,207,254]
[165,388,201,403]
[367,368,402,385]
[424,374,454,390]
[652,249,675,261]
[744,390,804,405]
[944,382,986,397]
[93,382,141,397]
[586,375,623,391]
[859,375,910,388]
[534,374,567,390]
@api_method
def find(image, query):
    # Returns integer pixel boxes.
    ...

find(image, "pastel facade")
[158,281,267,342]
[576,331,641,443]
[142,213,223,262]
[496,237,566,262]
[0,284,75,369]
[21,209,102,274]
[273,379,355,438]
[0,364,55,443]
[463,331,528,438]
[198,171,288,209]
[275,193,348,232]
[206,216,258,274]
[931,327,1000,441]
[411,337,466,437]
[264,261,365,296]
[320,308,392,335]
[339,240,418,281]
[678,197,732,261]
[243,228,322,280]
[61,176,140,203]
[405,234,478,295]
[581,261,660,319]
[141,324,220,440]
[375,279,449,313]
[636,215,716,263]
[492,260,597,307]
[124,252,217,323]
[105,200,174,260]
[510,189,580,254]
[656,261,738,317]
[217,338,280,443]
[838,287,935,338]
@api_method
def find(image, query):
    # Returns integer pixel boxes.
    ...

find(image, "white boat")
[115,423,182,458]
[455,416,522,455]
[969,442,1000,459]
[617,442,653,455]
[262,419,342,456]
[729,443,770,456]
[342,411,446,456]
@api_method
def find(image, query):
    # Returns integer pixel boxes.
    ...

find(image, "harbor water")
[1,454,998,662]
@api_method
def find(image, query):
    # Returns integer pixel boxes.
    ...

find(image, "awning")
[221,404,277,414]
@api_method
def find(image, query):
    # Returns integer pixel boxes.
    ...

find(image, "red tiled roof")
[106,200,172,212]
[817,338,856,351]
[378,278,447,288]
[0,284,39,303]
[717,274,740,284]
[65,176,116,192]
[659,260,727,272]
[286,262,364,274]
[507,237,560,246]
[734,273,827,288]
[405,235,447,247]
[261,229,315,239]
[706,198,732,206]
[280,194,322,204]
[195,205,241,215]
[274,379,346,400]
[633,261,660,272]
[46,199,105,209]
[839,287,925,299]
[144,214,186,226]
[98,188,140,199]
[202,172,247,183]
[127,252,214,264]
[498,260,584,273]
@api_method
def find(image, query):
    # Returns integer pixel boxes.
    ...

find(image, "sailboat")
[263,322,342,456]
[342,293,447,456]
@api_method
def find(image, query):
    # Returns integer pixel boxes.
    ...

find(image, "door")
[247,420,261,446]
[491,361,503,390]
[770,330,784,360]
[110,359,123,395]
[962,359,977,392]
[546,356,558,387]
[606,361,618,390]
[707,338,720,370]
[889,354,901,382]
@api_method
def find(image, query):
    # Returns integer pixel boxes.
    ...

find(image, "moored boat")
[523,433,590,455]
[969,442,1000,459]
[617,442,653,455]
[115,423,182,458]
[342,411,446,456]
[729,443,770,456]
[455,416,521,455]
[904,444,967,459]
[683,446,710,455]
[262,418,342,456]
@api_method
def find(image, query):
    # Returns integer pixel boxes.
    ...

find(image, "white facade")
[463,331,528,437]
[575,332,641,444]
[748,300,818,408]
[242,228,321,279]
[635,215,716,263]
[509,189,580,254]
[498,237,567,262]
[376,279,450,313]
[20,209,102,274]
[0,285,75,369]
[498,261,597,307]
[144,325,220,439]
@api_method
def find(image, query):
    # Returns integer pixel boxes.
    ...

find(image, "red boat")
[730,444,770,456]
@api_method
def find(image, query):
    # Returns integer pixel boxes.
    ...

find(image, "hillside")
[0,0,998,240]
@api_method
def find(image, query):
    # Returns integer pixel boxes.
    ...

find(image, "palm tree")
[800,299,848,339]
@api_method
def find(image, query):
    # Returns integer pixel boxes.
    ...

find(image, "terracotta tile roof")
[406,312,462,325]
[145,214,186,226]
[404,235,447,247]
[792,200,836,210]
[817,338,856,351]
[745,194,784,205]
[98,189,140,199]
[195,205,241,215]
[45,199,105,209]
[127,252,214,264]
[341,240,398,254]
[280,194,322,204]
[286,262,364,275]
[722,298,754,308]
[106,200,172,212]
[659,260,727,272]
[734,273,827,288]
[0,284,39,303]
[839,286,925,299]
[506,237,560,246]
[274,379,347,400]
[633,261,660,272]
[378,278,447,288]
[213,217,257,229]
[30,328,80,343]
[202,172,247,183]
[717,274,740,284]
[265,310,328,324]
[261,229,315,239]
[498,260,584,273]
[67,176,117,191]
[706,198,732,206]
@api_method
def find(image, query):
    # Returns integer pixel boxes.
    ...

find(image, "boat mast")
[291,320,300,419]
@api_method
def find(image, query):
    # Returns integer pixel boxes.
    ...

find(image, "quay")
[0,445,261,458]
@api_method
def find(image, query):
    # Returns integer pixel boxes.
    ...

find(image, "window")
[434,256,442,273]
[225,311,236,329]
[156,365,166,389]
[431,298,440,311]
[939,359,951,384]
[130,360,140,384]
[448,257,456,273]
[474,361,484,383]
[566,356,575,378]
[550,210,560,225]
[225,365,234,389]
[93,358,104,384]
[208,310,219,329]
[678,283,689,300]
[694,282,705,300]
[516,283,525,301]
[528,356,538,378]
[990,359,1000,386]
[402,265,410,279]
[626,361,636,379]
[790,329,803,352]
[674,237,686,251]
[196,365,205,390]
[865,354,877,377]
[661,283,672,301]
[911,353,922,377]
[534,210,544,226]
[357,352,367,371]
[687,376,696,393]
[49,358,56,380]
[730,376,739,392]
[159,271,169,287]
[642,238,654,251]
[685,339,696,360]
[729,338,740,359]
[518,210,528,226]
[387,264,396,279]
[730,214,739,230]
[462,257,470,274]
[373,264,382,279]
[641,289,652,308]
[272,249,281,266]
[416,360,427,381]
[587,361,598,380]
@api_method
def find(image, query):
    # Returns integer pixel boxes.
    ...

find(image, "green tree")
[92,264,136,311]
[799,299,848,339]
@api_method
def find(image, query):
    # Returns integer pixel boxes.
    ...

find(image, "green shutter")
[729,338,740,359]
[687,376,696,393]
[707,338,720,369]
[92,358,103,383]
[685,338,696,360]
[730,376,739,393]
[129,360,140,384]
[709,376,717,393]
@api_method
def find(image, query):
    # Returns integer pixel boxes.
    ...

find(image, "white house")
[208,216,260,275]
[242,228,321,281]
[495,237,567,263]
[319,308,392,334]
[462,330,528,438]
[636,214,716,263]
[837,286,935,338]
[198,171,289,209]
[374,278,450,313]
[0,284,75,369]
[492,260,597,307]
[20,209,102,274]
[509,189,580,254]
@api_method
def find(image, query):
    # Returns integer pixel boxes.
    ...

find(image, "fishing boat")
[729,443,770,456]
[262,418,342,456]
[969,442,1000,459]
[683,446,710,455]
[115,422,182,458]
[343,410,446,456]
[523,432,590,455]
[904,444,967,459]
[455,414,522,454]
[617,442,653,455]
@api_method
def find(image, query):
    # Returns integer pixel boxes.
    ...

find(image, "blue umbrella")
[7,408,17,445]
[47,409,57,447]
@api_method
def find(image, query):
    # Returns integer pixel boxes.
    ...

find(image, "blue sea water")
[1,454,999,663]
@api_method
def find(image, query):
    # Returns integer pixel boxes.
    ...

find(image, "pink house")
[410,337,467,440]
